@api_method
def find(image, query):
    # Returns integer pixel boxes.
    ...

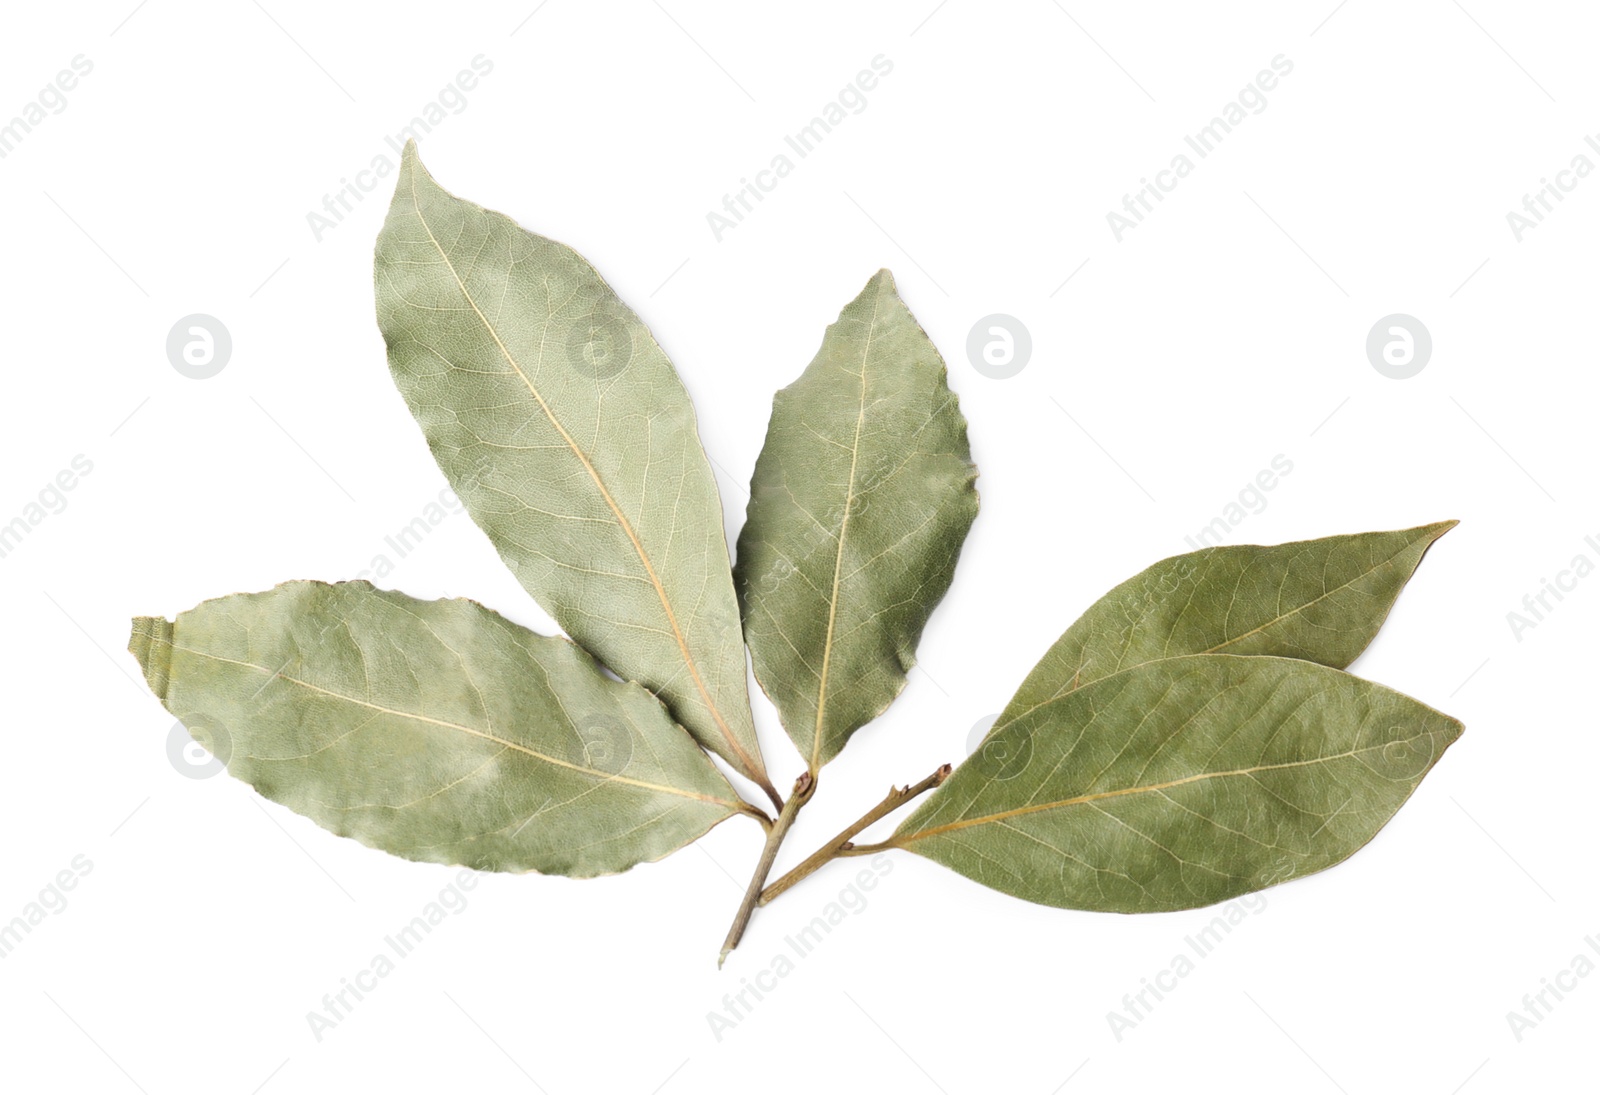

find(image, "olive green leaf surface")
[129,582,755,878]
[734,271,978,771]
[993,522,1456,738]
[891,655,1462,911]
[374,143,769,794]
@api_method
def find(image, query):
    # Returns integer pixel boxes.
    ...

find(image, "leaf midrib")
[1195,533,1431,655]
[897,731,1435,845]
[406,174,761,782]
[163,638,742,812]
[809,284,881,771]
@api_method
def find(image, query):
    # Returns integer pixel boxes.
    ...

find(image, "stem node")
[758,763,950,907]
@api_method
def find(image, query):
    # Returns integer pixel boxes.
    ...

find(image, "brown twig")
[757,764,951,907]
[718,771,814,967]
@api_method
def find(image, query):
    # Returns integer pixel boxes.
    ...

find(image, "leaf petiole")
[754,776,785,815]
[738,800,777,832]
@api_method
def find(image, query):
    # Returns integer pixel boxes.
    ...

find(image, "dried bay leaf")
[735,271,978,770]
[374,143,770,795]
[894,654,1461,911]
[129,582,757,877]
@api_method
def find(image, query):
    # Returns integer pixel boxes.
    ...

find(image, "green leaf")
[128,582,756,878]
[373,142,770,794]
[995,522,1455,733]
[734,270,979,770]
[892,655,1461,911]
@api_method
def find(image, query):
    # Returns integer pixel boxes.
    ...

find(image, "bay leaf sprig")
[718,266,977,959]
[129,143,1463,966]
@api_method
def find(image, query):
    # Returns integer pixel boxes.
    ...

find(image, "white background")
[1,1,1592,1091]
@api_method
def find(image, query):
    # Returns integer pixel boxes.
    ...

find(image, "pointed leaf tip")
[992,522,1461,733]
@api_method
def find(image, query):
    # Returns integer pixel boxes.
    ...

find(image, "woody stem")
[718,771,814,967]
[757,764,951,907]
